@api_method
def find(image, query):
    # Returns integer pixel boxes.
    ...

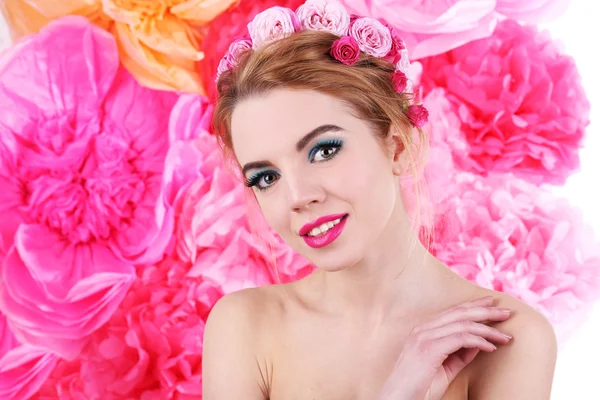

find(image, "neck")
[307,202,466,326]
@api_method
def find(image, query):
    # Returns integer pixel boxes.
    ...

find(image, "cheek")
[255,194,290,235]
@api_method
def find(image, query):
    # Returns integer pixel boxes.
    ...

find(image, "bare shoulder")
[202,285,285,399]
[466,288,558,399]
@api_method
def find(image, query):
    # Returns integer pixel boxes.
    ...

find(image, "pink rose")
[420,20,590,185]
[296,0,351,36]
[395,47,411,75]
[392,70,408,93]
[349,16,392,57]
[406,104,429,128]
[247,6,301,49]
[383,25,406,64]
[225,37,253,67]
[215,37,253,81]
[330,35,360,65]
[215,57,231,82]
[340,0,569,59]
[200,0,311,97]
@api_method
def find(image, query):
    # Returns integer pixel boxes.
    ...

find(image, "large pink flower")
[420,19,590,185]
[35,257,223,399]
[0,17,178,359]
[339,0,569,59]
[0,314,59,400]
[432,172,600,345]
[166,95,314,293]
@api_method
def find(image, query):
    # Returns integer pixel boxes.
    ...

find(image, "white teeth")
[306,217,344,237]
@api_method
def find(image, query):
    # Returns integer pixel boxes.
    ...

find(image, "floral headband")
[216,0,428,129]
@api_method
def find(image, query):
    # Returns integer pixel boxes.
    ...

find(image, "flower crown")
[216,0,428,128]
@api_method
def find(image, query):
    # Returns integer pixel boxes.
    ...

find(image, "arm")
[202,289,269,400]
[468,308,558,399]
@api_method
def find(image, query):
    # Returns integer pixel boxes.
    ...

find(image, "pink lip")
[299,213,348,236]
[302,215,348,249]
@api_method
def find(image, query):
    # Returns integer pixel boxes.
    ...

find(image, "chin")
[301,247,362,273]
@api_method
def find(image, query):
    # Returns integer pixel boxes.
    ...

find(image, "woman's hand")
[378,296,513,400]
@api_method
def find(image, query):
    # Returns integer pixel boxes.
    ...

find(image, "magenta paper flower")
[166,95,314,293]
[200,0,306,98]
[420,19,590,185]
[432,172,600,345]
[0,17,178,359]
[339,0,569,59]
[35,257,223,399]
[0,314,59,400]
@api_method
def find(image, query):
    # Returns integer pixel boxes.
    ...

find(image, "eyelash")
[244,138,344,192]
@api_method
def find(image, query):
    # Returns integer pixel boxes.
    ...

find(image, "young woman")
[202,2,558,399]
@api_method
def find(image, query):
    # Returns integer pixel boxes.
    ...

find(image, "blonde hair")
[212,29,433,278]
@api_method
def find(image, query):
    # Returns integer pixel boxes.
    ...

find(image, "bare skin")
[202,88,557,399]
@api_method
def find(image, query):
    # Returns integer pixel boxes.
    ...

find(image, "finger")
[443,348,481,382]
[415,297,495,332]
[422,306,512,331]
[435,332,497,358]
[425,319,512,344]
[437,296,495,318]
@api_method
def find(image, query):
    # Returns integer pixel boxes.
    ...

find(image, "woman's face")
[231,88,404,271]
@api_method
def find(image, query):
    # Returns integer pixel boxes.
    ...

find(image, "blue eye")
[244,170,279,192]
[244,139,344,192]
[309,138,344,162]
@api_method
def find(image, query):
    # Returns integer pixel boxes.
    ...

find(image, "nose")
[286,173,326,212]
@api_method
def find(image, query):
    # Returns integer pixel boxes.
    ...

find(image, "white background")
[0,2,598,398]
[540,1,600,398]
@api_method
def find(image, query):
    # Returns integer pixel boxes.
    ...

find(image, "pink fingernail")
[500,308,512,314]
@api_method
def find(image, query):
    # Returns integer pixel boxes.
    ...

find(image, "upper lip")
[299,213,347,236]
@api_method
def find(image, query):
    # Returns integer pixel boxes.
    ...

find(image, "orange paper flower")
[0,0,240,94]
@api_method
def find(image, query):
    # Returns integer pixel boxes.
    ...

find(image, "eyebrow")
[241,124,344,176]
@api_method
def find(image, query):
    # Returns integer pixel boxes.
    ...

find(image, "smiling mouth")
[303,214,348,237]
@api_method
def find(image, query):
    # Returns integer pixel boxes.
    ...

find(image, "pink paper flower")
[432,172,600,345]
[0,17,178,359]
[0,314,59,400]
[296,0,351,36]
[406,104,429,128]
[496,0,570,22]
[339,0,569,59]
[420,20,590,185]
[349,16,392,57]
[330,35,360,65]
[200,0,306,98]
[35,258,223,399]
[248,6,301,49]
